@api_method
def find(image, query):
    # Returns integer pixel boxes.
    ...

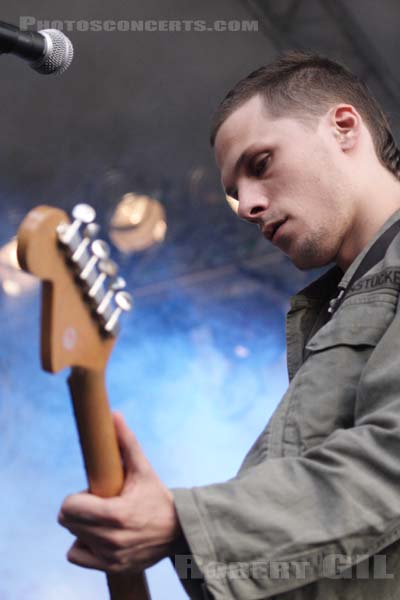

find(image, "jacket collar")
[292,207,400,308]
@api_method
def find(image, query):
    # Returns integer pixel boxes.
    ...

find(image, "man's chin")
[288,247,333,271]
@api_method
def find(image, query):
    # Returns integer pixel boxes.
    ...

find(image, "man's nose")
[237,183,269,222]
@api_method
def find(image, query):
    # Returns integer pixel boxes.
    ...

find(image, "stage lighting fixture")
[0,237,37,296]
[226,194,239,214]
[109,193,167,253]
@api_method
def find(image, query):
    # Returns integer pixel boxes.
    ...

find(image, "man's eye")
[252,154,271,177]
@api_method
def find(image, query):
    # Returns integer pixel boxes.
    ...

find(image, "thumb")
[112,411,150,477]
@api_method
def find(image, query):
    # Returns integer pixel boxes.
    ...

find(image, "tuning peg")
[57,204,96,246]
[104,291,133,335]
[96,276,126,317]
[71,222,100,264]
[88,258,118,299]
[79,239,110,282]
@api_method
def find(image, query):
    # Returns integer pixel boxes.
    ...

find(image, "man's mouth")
[262,218,288,242]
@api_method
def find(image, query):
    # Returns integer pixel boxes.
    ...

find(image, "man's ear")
[330,104,360,151]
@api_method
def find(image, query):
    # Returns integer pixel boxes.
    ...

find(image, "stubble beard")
[290,225,338,270]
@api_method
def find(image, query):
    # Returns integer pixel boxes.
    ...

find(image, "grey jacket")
[172,209,400,599]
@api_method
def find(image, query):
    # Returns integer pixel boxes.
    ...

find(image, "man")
[58,52,400,599]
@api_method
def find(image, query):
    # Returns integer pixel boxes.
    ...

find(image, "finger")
[112,412,150,477]
[67,539,109,571]
[58,492,122,528]
[68,539,135,573]
[62,521,130,553]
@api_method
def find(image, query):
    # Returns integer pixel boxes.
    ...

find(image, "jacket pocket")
[292,297,397,449]
[305,297,396,353]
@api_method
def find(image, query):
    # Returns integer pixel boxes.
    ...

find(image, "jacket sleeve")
[171,306,400,599]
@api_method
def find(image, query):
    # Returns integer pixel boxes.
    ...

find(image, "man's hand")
[58,412,182,574]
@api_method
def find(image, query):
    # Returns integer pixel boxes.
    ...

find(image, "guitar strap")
[328,218,400,316]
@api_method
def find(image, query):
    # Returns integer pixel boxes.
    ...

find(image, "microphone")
[0,20,73,75]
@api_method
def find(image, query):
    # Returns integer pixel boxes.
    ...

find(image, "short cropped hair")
[210,51,400,180]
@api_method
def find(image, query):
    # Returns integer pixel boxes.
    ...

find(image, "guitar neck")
[67,367,151,599]
[16,204,151,599]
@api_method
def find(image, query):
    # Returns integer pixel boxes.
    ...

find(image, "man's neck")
[336,173,400,271]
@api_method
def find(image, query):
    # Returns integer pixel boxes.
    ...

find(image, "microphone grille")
[31,29,74,75]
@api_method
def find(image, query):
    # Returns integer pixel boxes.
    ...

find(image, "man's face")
[214,94,356,270]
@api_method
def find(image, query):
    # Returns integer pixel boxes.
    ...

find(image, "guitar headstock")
[16,204,132,373]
